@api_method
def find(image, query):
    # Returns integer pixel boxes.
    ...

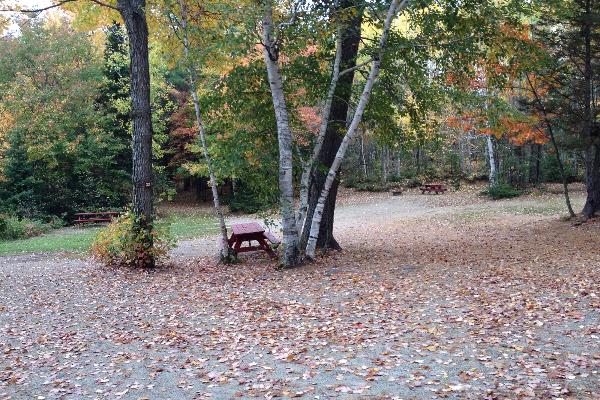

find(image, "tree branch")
[0,0,117,13]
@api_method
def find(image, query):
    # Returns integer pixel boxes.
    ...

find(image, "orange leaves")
[446,110,548,145]
[296,106,321,136]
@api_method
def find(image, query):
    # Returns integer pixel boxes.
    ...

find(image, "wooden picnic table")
[73,211,121,224]
[419,184,447,195]
[228,222,280,258]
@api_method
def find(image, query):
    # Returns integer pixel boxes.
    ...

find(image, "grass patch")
[162,211,220,239]
[0,210,220,256]
[0,227,101,255]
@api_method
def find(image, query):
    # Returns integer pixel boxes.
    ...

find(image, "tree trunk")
[262,0,300,267]
[305,0,404,259]
[118,0,154,268]
[360,132,368,178]
[176,0,233,261]
[381,146,387,183]
[486,134,497,186]
[296,22,343,235]
[525,74,575,217]
[301,0,364,251]
[583,143,600,218]
[581,0,600,219]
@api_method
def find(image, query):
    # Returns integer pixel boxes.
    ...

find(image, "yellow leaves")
[63,0,120,31]
[423,343,440,352]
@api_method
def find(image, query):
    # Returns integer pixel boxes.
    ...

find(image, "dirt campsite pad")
[1,189,599,399]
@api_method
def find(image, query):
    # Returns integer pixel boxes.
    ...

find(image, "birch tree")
[486,134,497,186]
[305,0,406,259]
[168,0,234,261]
[262,0,301,267]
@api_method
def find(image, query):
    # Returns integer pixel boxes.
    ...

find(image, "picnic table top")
[422,184,445,187]
[75,211,120,216]
[231,222,265,236]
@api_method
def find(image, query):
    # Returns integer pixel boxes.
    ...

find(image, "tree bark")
[262,0,301,267]
[305,0,404,259]
[301,0,364,251]
[583,143,600,218]
[486,134,497,186]
[118,0,154,267]
[581,0,600,218]
[360,131,368,178]
[296,22,343,235]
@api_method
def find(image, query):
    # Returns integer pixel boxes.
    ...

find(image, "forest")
[0,0,599,399]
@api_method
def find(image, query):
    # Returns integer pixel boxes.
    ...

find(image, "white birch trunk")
[305,0,405,259]
[178,0,232,261]
[486,134,497,187]
[381,146,388,183]
[361,131,368,178]
[296,28,343,235]
[262,0,300,267]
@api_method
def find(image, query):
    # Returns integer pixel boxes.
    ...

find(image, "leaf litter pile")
[1,192,599,399]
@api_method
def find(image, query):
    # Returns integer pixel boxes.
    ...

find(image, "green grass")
[0,227,101,256]
[0,211,220,256]
[161,211,220,239]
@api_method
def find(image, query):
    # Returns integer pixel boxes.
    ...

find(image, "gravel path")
[1,191,598,400]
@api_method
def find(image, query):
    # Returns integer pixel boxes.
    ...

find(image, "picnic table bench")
[73,211,121,224]
[228,222,280,258]
[419,184,447,195]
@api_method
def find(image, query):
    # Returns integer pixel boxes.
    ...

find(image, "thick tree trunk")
[262,0,300,267]
[300,0,364,251]
[583,143,600,218]
[119,0,154,267]
[305,0,404,259]
[581,0,600,219]
[296,25,343,235]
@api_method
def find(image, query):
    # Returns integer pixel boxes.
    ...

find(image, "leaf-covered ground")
[1,189,599,399]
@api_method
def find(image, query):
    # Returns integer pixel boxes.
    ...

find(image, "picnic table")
[419,184,447,195]
[228,222,280,258]
[73,211,121,224]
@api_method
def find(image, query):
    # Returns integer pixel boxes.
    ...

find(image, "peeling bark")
[262,0,301,267]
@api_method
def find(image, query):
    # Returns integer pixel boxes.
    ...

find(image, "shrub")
[91,212,174,268]
[482,183,522,200]
[228,192,264,214]
[0,214,49,240]
[541,156,580,183]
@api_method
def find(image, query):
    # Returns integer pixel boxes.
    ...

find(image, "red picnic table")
[419,184,447,194]
[228,222,280,258]
[73,211,121,224]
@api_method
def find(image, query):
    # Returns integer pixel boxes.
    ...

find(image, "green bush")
[91,212,174,268]
[228,192,264,214]
[0,214,50,240]
[481,183,522,200]
[541,156,579,183]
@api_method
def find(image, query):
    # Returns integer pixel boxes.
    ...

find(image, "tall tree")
[305,0,405,259]
[301,0,364,250]
[262,0,302,267]
[530,0,600,218]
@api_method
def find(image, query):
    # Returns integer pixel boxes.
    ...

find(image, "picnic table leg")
[258,237,277,258]
[233,239,242,254]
